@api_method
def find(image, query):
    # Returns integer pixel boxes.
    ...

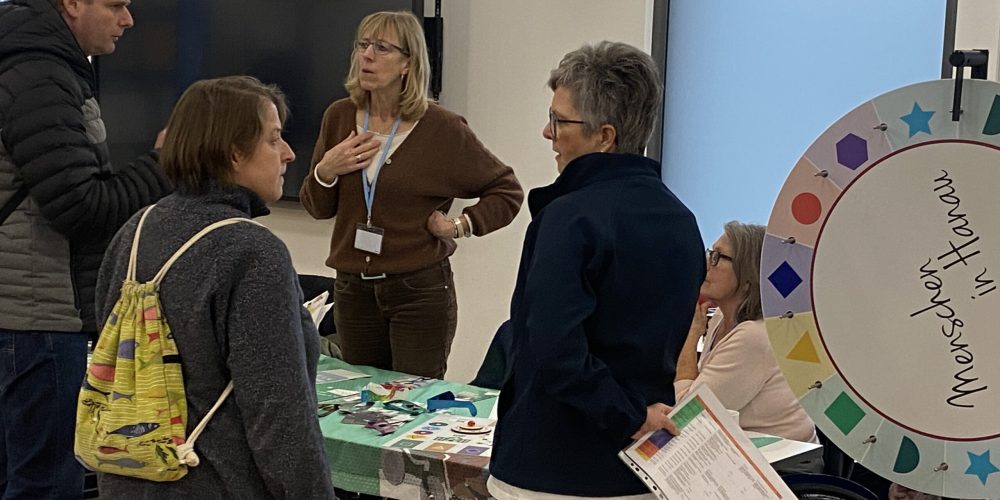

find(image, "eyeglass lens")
[357,40,397,55]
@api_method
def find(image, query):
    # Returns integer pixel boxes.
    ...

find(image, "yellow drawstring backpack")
[74,206,260,481]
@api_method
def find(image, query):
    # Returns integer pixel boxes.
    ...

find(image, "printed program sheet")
[619,384,795,499]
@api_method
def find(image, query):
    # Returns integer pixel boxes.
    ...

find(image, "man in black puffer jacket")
[0,0,172,497]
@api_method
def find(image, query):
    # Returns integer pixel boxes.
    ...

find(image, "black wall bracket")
[424,0,444,100]
[949,49,989,122]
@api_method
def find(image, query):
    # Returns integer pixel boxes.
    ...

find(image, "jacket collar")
[175,182,271,219]
[528,152,662,217]
[1,0,95,85]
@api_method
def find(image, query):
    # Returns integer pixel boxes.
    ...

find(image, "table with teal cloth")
[316,356,497,499]
[315,357,823,499]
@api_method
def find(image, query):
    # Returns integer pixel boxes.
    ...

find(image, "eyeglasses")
[549,109,586,139]
[356,39,409,56]
[706,248,734,267]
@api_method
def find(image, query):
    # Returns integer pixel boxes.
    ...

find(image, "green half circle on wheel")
[893,436,920,474]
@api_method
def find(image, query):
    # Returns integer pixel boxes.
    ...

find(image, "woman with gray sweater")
[94,76,335,499]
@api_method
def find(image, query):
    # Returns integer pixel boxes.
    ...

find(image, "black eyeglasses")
[356,39,409,56]
[706,248,734,267]
[548,110,586,139]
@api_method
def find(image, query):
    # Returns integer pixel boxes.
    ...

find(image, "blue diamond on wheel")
[768,261,803,298]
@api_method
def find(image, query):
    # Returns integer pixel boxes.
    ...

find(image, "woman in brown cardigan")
[300,11,523,379]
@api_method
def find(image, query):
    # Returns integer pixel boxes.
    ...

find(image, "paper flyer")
[315,368,370,384]
[303,291,334,327]
[384,414,496,457]
[619,383,795,499]
[746,431,820,468]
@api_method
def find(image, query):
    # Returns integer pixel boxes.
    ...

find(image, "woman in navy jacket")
[488,42,706,498]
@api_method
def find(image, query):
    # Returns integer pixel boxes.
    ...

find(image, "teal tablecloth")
[316,356,496,499]
[315,357,820,498]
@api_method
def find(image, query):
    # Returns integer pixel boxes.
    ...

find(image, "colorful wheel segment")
[763,79,1000,499]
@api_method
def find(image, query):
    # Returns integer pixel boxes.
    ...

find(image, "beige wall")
[955,0,1000,81]
[258,0,654,382]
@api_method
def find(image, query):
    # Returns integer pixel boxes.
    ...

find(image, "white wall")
[955,0,1000,81]
[258,202,336,277]
[259,1,654,382]
[660,1,947,242]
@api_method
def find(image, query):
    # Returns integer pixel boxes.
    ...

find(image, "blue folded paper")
[426,391,477,416]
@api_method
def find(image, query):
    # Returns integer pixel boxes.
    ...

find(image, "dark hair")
[161,76,288,192]
[548,41,662,155]
[723,221,766,323]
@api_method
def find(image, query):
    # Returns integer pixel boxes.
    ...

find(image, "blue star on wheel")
[965,449,1000,485]
[900,102,934,138]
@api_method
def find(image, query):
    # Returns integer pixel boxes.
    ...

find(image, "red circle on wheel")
[791,192,822,224]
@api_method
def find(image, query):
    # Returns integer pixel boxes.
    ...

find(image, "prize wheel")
[762,79,1000,498]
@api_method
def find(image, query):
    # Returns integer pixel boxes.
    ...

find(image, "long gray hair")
[547,41,662,155]
[723,221,766,323]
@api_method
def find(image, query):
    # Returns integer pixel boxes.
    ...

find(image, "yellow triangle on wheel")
[786,331,820,363]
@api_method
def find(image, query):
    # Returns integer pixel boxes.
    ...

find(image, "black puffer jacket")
[0,0,172,333]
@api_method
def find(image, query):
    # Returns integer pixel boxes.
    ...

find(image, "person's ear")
[62,0,83,20]
[231,148,245,172]
[598,124,617,153]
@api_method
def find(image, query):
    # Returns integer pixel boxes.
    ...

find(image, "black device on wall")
[95,0,427,200]
[423,0,443,100]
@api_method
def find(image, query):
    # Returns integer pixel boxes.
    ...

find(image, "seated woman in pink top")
[674,221,817,445]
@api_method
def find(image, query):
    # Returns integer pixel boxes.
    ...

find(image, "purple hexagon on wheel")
[835,133,868,170]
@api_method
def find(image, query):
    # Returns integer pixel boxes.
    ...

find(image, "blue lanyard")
[361,110,402,227]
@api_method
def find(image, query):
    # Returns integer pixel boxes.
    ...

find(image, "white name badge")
[354,224,384,255]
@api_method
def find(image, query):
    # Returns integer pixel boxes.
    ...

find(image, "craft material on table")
[360,383,397,403]
[383,414,496,457]
[426,391,477,416]
[383,376,436,391]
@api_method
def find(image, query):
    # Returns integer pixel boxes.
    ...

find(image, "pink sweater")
[674,314,816,442]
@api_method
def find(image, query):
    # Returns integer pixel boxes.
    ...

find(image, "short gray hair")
[547,41,662,155]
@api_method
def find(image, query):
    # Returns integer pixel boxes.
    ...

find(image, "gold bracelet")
[452,216,467,238]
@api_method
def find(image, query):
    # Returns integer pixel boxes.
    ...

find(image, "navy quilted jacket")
[491,152,706,496]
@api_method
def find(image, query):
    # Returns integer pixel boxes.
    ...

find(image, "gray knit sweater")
[94,184,335,499]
